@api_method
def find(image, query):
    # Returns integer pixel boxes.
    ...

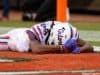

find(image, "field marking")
[79,30,100,42]
[93,46,100,52]
[0,70,100,75]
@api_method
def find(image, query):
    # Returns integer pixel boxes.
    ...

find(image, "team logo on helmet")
[58,27,65,45]
[48,23,71,45]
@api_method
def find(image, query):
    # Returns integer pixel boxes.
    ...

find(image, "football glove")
[64,38,80,53]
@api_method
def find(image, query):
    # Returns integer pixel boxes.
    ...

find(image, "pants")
[0,28,30,52]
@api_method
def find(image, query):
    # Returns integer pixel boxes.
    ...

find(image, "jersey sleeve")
[30,21,53,44]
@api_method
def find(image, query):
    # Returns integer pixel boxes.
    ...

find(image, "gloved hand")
[64,38,80,53]
[72,47,80,53]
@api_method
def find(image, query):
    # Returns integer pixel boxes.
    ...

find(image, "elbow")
[87,44,94,53]
[87,42,94,52]
[80,43,94,53]
[88,45,94,52]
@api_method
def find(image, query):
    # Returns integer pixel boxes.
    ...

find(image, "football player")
[0,21,94,53]
[29,21,94,53]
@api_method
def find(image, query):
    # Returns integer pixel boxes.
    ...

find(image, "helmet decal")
[58,27,65,45]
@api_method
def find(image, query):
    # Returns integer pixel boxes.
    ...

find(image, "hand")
[64,38,80,53]
[72,47,80,53]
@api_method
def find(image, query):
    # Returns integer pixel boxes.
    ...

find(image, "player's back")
[30,21,79,45]
[30,21,55,44]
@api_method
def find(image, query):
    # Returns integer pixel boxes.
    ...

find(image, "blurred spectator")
[22,0,45,21]
[34,0,56,21]
[22,0,44,13]
[1,0,10,20]
[22,0,56,22]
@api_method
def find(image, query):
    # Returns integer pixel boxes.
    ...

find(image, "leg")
[2,0,10,20]
[0,35,10,51]
[7,28,30,52]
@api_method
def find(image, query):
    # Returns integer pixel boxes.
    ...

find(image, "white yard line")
[93,46,100,52]
[0,70,99,75]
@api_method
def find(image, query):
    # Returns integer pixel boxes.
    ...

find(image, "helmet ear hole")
[51,41,55,45]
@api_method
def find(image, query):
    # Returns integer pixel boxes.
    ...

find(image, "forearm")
[34,45,62,53]
[79,41,94,53]
[30,41,69,54]
[31,44,69,54]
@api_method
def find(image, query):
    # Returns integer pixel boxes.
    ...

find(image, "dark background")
[0,0,100,14]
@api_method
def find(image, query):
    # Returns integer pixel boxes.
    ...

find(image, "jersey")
[30,21,79,45]
[30,21,62,44]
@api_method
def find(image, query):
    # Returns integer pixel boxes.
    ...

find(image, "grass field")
[0,20,100,46]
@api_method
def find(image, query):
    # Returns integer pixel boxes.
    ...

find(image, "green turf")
[0,21,100,31]
[71,21,100,31]
[0,21,36,28]
[89,41,100,46]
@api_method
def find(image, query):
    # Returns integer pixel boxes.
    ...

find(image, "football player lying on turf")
[0,21,93,53]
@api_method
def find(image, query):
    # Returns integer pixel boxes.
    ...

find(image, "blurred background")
[0,0,100,22]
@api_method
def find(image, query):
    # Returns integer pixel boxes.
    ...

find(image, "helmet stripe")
[69,25,73,39]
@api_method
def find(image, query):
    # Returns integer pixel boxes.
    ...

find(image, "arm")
[63,38,94,53]
[26,29,68,54]
[30,40,69,54]
[77,38,94,53]
[29,38,94,54]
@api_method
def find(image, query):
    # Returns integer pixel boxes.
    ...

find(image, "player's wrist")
[64,38,77,50]
[59,45,63,52]
[72,47,80,53]
[60,45,69,53]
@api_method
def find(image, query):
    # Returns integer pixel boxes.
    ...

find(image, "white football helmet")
[48,23,72,45]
